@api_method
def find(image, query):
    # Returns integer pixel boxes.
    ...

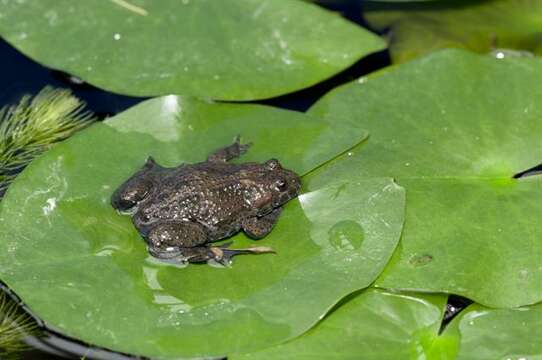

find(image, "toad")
[111,136,301,265]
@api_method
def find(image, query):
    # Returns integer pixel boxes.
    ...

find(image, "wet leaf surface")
[233,286,542,360]
[0,96,405,358]
[365,0,542,63]
[452,302,542,359]
[232,289,452,360]
[308,49,542,308]
[0,0,385,100]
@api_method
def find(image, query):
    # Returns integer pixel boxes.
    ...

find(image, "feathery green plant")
[0,87,95,358]
[0,86,95,196]
[0,290,39,359]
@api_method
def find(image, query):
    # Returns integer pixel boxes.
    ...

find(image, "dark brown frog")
[111,137,301,265]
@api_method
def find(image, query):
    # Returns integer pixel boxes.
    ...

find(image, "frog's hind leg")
[146,221,208,261]
[146,221,273,265]
[156,243,274,265]
[207,242,275,266]
[207,135,252,163]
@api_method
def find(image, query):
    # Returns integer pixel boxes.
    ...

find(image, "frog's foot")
[209,243,275,265]
[207,135,252,163]
[148,242,274,265]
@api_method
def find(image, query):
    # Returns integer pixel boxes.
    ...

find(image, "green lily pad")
[365,0,542,63]
[366,0,439,2]
[234,286,542,359]
[0,0,385,100]
[308,49,542,308]
[232,289,452,360]
[451,302,542,359]
[0,96,405,358]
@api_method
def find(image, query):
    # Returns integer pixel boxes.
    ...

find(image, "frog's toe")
[238,140,252,155]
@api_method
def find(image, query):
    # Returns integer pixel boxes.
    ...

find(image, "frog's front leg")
[207,135,252,163]
[241,208,282,239]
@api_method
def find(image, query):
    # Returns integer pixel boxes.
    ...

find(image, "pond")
[0,1,541,359]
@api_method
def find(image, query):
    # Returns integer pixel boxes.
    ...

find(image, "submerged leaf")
[0,96,404,358]
[0,0,385,100]
[308,49,542,308]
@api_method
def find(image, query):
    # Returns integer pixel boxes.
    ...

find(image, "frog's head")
[111,157,160,214]
[250,159,301,216]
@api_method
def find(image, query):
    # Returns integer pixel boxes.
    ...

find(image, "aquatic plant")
[0,86,95,196]
[0,290,39,360]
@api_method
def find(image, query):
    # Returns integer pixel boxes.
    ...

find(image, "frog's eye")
[275,179,288,192]
[265,159,282,171]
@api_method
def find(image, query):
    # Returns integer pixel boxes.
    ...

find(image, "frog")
[111,136,301,265]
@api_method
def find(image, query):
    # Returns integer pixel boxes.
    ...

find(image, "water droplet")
[409,253,433,267]
[405,162,410,167]
[347,152,353,156]
[113,33,121,40]
[328,220,364,251]
[213,74,220,80]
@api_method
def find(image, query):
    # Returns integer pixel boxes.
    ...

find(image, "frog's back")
[134,162,261,233]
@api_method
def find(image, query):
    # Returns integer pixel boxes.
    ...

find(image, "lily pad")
[308,49,542,308]
[0,0,385,100]
[234,287,542,359]
[365,0,542,63]
[452,302,542,359]
[232,289,452,360]
[0,96,405,358]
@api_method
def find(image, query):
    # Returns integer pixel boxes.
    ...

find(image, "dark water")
[0,1,469,358]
